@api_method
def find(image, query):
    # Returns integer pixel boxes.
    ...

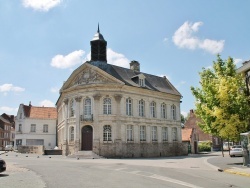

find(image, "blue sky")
[1,0,250,117]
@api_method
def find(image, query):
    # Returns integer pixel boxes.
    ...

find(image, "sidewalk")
[203,152,250,178]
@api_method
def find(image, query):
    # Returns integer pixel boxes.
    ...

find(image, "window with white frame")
[103,98,111,114]
[172,127,177,141]
[70,99,75,117]
[151,126,157,141]
[126,98,133,116]
[127,125,133,141]
[18,124,22,132]
[171,104,176,120]
[103,125,112,141]
[139,99,145,117]
[139,78,144,87]
[162,127,168,141]
[70,127,74,141]
[140,126,146,141]
[84,98,91,116]
[30,124,36,132]
[43,124,48,133]
[161,103,167,119]
[150,101,156,118]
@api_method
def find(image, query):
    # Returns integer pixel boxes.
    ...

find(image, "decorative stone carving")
[75,96,82,102]
[114,94,122,102]
[93,93,102,101]
[63,98,69,105]
[73,68,111,86]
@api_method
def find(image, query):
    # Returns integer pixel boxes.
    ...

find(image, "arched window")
[103,98,111,114]
[150,101,156,118]
[103,125,112,141]
[138,99,145,117]
[84,98,91,116]
[151,126,157,141]
[172,127,177,141]
[171,104,176,120]
[127,125,133,141]
[70,126,74,141]
[161,103,167,119]
[126,98,133,116]
[70,99,75,117]
[162,127,168,141]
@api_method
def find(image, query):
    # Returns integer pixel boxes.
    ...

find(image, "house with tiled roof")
[182,128,198,154]
[15,103,57,152]
[56,26,187,158]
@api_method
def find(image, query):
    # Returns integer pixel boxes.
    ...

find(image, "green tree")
[191,55,250,142]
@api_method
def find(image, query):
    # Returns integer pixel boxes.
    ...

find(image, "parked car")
[223,142,233,151]
[5,145,13,151]
[230,145,243,157]
[0,158,6,173]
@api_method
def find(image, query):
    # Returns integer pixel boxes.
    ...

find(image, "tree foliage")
[191,55,250,142]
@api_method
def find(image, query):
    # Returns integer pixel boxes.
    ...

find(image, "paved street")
[0,151,249,188]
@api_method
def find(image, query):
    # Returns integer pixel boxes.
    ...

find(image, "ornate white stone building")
[56,27,187,157]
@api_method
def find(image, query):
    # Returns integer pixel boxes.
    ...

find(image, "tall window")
[103,125,112,141]
[18,124,22,132]
[103,98,111,114]
[150,102,156,118]
[172,127,177,141]
[84,98,91,116]
[139,99,145,117]
[161,103,167,119]
[139,78,144,87]
[70,127,74,141]
[70,99,75,117]
[127,125,133,141]
[30,124,36,132]
[140,126,146,141]
[126,98,133,116]
[162,127,168,141]
[151,126,157,141]
[19,113,22,119]
[43,124,48,133]
[171,104,176,120]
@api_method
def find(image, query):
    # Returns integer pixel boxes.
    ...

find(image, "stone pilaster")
[114,94,122,141]
[74,96,82,153]
[63,98,69,156]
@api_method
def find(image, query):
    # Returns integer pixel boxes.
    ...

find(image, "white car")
[5,145,13,151]
[230,145,243,157]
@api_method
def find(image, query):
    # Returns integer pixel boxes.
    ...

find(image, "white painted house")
[15,103,57,150]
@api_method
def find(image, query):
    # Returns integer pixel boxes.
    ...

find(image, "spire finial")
[97,23,100,33]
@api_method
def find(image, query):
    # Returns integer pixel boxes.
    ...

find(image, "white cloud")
[0,106,18,113]
[51,50,85,69]
[172,21,224,54]
[181,111,188,118]
[107,48,130,68]
[39,100,55,107]
[176,81,186,88]
[0,84,25,93]
[22,0,62,12]
[234,58,243,65]
[50,87,59,93]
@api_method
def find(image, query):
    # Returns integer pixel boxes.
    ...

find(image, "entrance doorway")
[81,125,93,150]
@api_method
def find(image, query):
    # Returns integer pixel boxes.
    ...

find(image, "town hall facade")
[56,27,187,157]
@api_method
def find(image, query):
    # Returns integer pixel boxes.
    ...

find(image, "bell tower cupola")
[90,24,107,62]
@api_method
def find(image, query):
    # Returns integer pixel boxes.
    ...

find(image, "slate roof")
[88,61,181,96]
[22,105,57,119]
[182,128,193,142]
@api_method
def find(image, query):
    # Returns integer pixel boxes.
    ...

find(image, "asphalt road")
[0,151,249,188]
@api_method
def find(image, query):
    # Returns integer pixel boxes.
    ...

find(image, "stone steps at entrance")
[68,151,103,159]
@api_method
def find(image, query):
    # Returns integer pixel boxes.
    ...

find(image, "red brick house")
[182,127,198,154]
[184,109,221,151]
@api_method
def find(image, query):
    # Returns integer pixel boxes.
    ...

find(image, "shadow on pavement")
[0,174,9,177]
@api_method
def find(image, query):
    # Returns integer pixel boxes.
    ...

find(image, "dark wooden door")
[81,125,93,150]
